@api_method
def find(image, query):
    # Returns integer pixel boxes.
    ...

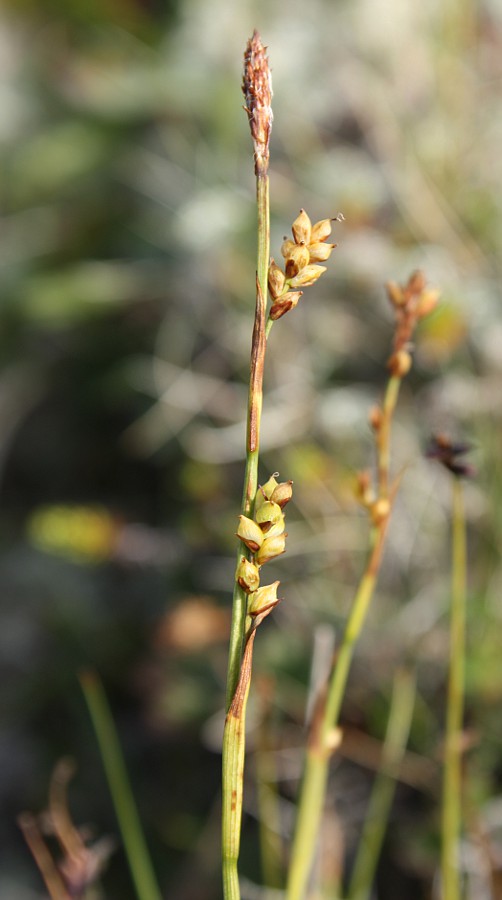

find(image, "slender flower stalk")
[286,273,439,900]
[225,32,272,710]
[222,34,340,900]
[222,33,272,900]
[424,436,470,900]
[286,485,393,900]
[441,478,467,900]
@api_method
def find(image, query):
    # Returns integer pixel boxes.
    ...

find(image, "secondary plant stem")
[441,478,467,900]
[378,374,400,498]
[286,375,403,900]
[286,524,389,900]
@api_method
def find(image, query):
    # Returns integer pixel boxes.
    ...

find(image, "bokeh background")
[1,0,502,897]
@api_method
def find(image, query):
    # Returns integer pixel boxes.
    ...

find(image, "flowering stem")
[222,628,259,900]
[286,375,403,900]
[441,477,467,900]
[225,172,269,708]
[377,375,400,499]
[286,525,389,900]
[222,160,270,899]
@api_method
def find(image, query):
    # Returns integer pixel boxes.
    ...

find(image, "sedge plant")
[221,31,341,900]
[222,31,440,900]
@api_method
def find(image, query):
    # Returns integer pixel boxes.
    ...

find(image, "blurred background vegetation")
[1,0,502,897]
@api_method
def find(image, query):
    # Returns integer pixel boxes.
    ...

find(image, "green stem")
[286,376,402,900]
[441,478,467,900]
[79,670,162,900]
[225,173,270,708]
[222,173,270,900]
[222,660,252,900]
[256,693,283,889]
[286,530,386,900]
[378,375,400,499]
[347,669,416,900]
[222,628,259,900]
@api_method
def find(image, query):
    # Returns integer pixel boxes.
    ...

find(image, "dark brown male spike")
[242,30,273,176]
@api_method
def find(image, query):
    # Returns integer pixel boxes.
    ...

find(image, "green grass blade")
[80,669,163,900]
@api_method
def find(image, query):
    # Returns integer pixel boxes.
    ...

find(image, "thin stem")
[225,173,270,708]
[286,527,387,900]
[256,685,283,889]
[377,375,400,498]
[347,669,416,900]
[222,633,256,900]
[286,376,402,900]
[441,478,467,900]
[79,671,163,900]
[222,172,270,900]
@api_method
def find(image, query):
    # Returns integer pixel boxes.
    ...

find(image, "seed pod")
[248,581,280,616]
[236,515,264,552]
[407,270,426,295]
[416,288,440,319]
[236,557,261,593]
[292,209,312,245]
[370,497,391,526]
[310,217,334,243]
[255,532,287,566]
[385,280,405,307]
[387,350,412,378]
[289,264,326,288]
[255,475,279,510]
[255,500,284,535]
[270,480,293,508]
[269,291,302,320]
[268,259,286,300]
[285,243,310,278]
[281,238,296,259]
[307,242,336,263]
